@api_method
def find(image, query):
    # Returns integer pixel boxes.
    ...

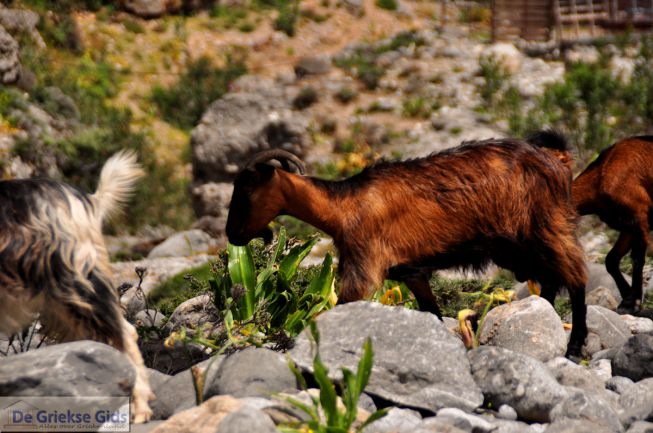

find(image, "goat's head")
[226,149,305,246]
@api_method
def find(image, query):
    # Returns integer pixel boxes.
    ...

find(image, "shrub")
[274,0,301,36]
[477,54,510,108]
[293,86,319,109]
[376,0,398,11]
[151,55,246,130]
[335,86,357,103]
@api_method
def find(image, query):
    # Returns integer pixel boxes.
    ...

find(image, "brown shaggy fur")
[573,136,653,312]
[227,135,588,357]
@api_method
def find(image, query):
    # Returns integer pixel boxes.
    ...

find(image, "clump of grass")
[293,86,319,109]
[335,86,357,103]
[477,54,510,108]
[274,0,301,36]
[430,273,515,318]
[376,0,398,11]
[151,55,246,130]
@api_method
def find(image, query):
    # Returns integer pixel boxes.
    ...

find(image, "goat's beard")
[257,226,273,244]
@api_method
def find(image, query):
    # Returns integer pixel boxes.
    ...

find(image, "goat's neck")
[278,172,345,239]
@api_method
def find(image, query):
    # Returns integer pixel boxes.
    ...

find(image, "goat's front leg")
[119,318,154,423]
[388,265,441,318]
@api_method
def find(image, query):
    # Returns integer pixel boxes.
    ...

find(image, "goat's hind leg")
[606,231,636,312]
[388,265,442,318]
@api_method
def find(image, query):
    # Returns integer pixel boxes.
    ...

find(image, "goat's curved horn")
[245,149,306,175]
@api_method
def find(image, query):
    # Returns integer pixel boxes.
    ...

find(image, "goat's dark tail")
[526,129,569,151]
[526,130,572,169]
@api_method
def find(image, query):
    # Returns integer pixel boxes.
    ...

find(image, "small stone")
[498,404,518,421]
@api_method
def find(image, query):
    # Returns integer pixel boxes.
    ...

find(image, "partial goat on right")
[573,136,653,313]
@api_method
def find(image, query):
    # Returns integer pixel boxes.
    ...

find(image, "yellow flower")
[379,286,403,305]
[457,309,478,350]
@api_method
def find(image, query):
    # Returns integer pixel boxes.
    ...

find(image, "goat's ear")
[254,163,276,181]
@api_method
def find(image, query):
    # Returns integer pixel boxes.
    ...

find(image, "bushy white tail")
[92,150,144,221]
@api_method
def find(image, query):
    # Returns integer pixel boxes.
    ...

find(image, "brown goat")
[226,132,588,357]
[573,136,653,313]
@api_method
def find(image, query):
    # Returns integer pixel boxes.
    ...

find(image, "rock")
[0,341,134,409]
[0,8,44,48]
[191,215,228,243]
[586,286,620,310]
[217,405,278,433]
[478,296,567,361]
[362,407,422,433]
[149,395,267,433]
[290,302,483,413]
[191,86,310,185]
[342,0,365,16]
[434,407,495,433]
[619,378,653,428]
[121,0,182,18]
[610,56,635,82]
[546,357,605,393]
[497,404,518,421]
[147,230,214,258]
[295,55,332,77]
[492,419,544,433]
[0,25,20,84]
[584,305,631,357]
[612,333,653,381]
[204,347,298,399]
[564,45,600,64]
[164,294,220,335]
[626,421,653,433]
[419,417,469,433]
[551,388,623,432]
[544,418,613,433]
[588,358,613,383]
[586,263,630,303]
[150,357,224,419]
[134,309,166,328]
[468,346,568,422]
[621,315,653,335]
[480,43,523,74]
[607,376,635,395]
[189,182,233,218]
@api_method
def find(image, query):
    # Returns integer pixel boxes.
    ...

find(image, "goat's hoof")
[564,346,583,363]
[131,407,153,424]
[616,300,639,315]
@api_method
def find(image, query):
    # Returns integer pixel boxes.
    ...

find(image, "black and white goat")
[0,152,153,422]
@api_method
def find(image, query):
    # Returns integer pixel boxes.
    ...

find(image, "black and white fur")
[0,151,153,422]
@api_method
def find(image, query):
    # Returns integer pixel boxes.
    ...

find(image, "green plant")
[281,322,388,433]
[376,0,398,11]
[274,0,301,36]
[166,228,337,350]
[150,55,246,130]
[457,285,515,349]
[335,86,358,103]
[293,86,319,109]
[477,54,510,108]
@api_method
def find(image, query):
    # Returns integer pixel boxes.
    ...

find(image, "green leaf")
[278,237,318,286]
[286,354,308,390]
[227,243,257,319]
[355,338,374,396]
[313,355,339,426]
[341,368,359,425]
[358,408,389,431]
[283,396,319,421]
[306,253,334,297]
[268,226,287,267]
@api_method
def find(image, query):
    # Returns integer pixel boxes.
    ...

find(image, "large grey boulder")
[550,388,623,432]
[583,305,632,357]
[149,356,224,420]
[478,296,567,361]
[546,357,605,393]
[121,0,182,18]
[147,229,214,258]
[0,341,134,414]
[191,87,311,185]
[626,421,653,433]
[612,333,653,381]
[619,378,653,428]
[468,346,568,422]
[544,419,614,433]
[204,347,298,399]
[0,25,19,84]
[164,294,220,335]
[217,406,278,433]
[362,407,422,433]
[586,262,630,302]
[290,302,484,413]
